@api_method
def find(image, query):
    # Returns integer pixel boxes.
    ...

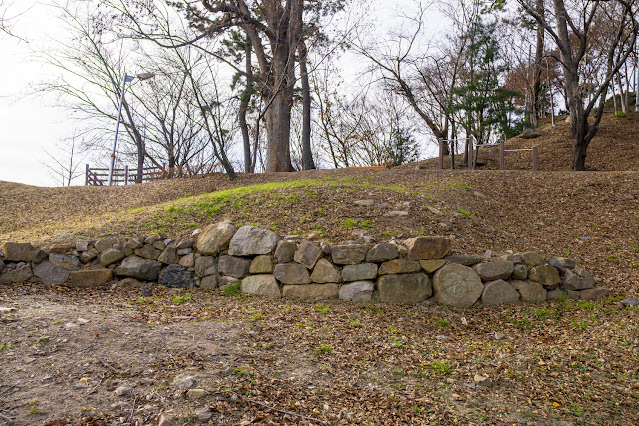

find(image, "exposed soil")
[0,110,638,425]
[1,284,637,425]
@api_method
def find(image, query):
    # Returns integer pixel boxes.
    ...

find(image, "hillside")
[0,112,638,424]
[412,111,639,171]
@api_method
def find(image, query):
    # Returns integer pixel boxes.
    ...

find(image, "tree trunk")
[240,42,253,173]
[530,0,545,127]
[299,40,315,170]
[265,90,294,172]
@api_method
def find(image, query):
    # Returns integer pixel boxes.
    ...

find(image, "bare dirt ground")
[1,284,637,425]
[0,112,638,425]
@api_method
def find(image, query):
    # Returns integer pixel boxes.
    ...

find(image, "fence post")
[438,138,443,170]
[468,137,474,170]
[85,164,90,186]
[532,146,538,171]
[124,165,129,185]
[500,140,505,171]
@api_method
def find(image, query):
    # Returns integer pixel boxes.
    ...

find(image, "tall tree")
[518,0,639,170]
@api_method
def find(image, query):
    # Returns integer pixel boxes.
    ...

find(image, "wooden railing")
[85,163,220,186]
[437,138,539,171]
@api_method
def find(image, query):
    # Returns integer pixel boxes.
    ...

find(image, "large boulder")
[95,238,119,253]
[283,284,339,300]
[433,263,483,308]
[419,259,446,274]
[196,221,237,255]
[159,265,195,288]
[218,256,250,279]
[310,259,341,283]
[510,280,547,302]
[474,261,514,282]
[50,243,74,254]
[529,265,561,288]
[512,264,529,280]
[365,243,399,263]
[293,240,324,269]
[99,249,125,267]
[339,281,375,302]
[0,264,33,283]
[249,255,276,274]
[68,269,113,288]
[241,275,281,299]
[275,240,297,263]
[80,249,98,264]
[378,259,421,275]
[158,245,179,264]
[404,236,452,260]
[521,252,545,267]
[115,256,162,281]
[377,273,432,304]
[33,261,69,284]
[49,253,81,271]
[134,244,162,260]
[273,263,311,285]
[228,225,279,256]
[200,275,218,289]
[579,287,610,300]
[330,244,368,265]
[481,280,520,306]
[0,242,35,262]
[342,263,378,282]
[194,256,218,278]
[563,267,595,290]
[446,255,482,266]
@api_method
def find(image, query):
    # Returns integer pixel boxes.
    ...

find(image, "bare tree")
[518,0,639,170]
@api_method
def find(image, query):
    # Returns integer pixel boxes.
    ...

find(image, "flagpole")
[109,73,131,186]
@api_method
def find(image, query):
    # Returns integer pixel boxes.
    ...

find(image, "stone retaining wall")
[0,221,610,306]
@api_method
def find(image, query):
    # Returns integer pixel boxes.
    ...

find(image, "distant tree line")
[36,0,639,183]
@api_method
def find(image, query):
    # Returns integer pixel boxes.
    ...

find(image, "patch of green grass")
[424,360,453,375]
[0,344,9,351]
[172,294,191,304]
[314,303,330,313]
[25,400,40,415]
[296,321,314,329]
[364,304,385,314]
[456,208,471,217]
[249,312,264,321]
[233,367,253,380]
[341,218,367,229]
[318,344,333,354]
[346,318,362,328]
[135,297,151,304]
[434,318,450,327]
[223,282,242,297]
[445,180,472,191]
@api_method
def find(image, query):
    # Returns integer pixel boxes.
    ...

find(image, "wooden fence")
[438,138,538,171]
[85,163,219,186]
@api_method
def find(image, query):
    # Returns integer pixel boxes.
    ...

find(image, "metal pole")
[468,137,474,170]
[85,164,90,186]
[500,140,505,171]
[109,74,129,186]
[533,146,538,171]
[124,165,129,185]
[438,138,443,170]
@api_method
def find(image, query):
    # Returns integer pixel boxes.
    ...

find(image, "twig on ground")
[210,390,328,425]
[86,379,103,395]
[96,356,121,373]
[0,411,14,425]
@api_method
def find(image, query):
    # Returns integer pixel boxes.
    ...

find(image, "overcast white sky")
[0,0,443,187]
